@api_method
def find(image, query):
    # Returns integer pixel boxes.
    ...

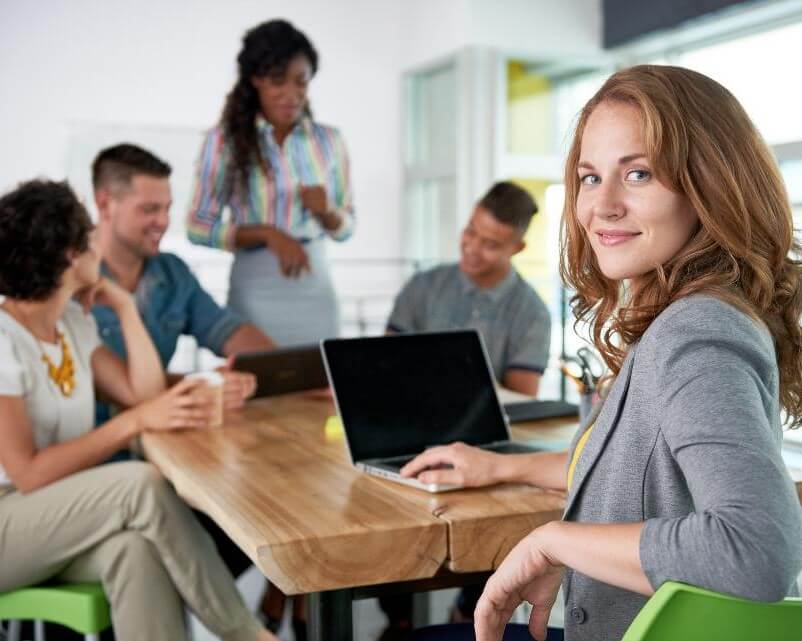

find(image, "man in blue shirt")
[91,144,274,406]
[91,143,280,624]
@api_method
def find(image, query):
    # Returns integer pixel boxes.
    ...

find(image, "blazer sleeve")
[639,298,802,601]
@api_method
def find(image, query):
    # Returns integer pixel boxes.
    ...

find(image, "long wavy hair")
[221,19,318,190]
[560,65,802,426]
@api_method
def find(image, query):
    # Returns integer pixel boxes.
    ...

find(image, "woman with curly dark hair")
[0,180,277,641]
[186,19,354,348]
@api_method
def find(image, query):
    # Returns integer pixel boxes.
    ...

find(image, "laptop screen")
[322,330,510,462]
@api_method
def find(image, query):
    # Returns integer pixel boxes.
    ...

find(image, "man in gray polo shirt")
[379,183,551,637]
[387,181,550,396]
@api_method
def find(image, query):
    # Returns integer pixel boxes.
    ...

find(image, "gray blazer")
[562,296,802,641]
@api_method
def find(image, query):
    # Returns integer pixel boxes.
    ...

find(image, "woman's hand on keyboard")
[400,442,502,488]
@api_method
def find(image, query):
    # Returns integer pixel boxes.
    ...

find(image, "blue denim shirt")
[93,253,244,426]
[93,253,244,366]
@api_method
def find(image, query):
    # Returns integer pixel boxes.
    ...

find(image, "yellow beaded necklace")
[40,331,76,397]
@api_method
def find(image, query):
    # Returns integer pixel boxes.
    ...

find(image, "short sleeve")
[182,266,244,355]
[0,327,25,396]
[506,294,551,374]
[387,274,425,333]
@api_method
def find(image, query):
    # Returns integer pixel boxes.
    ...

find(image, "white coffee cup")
[186,371,224,428]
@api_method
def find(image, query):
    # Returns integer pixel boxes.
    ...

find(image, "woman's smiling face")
[576,100,699,284]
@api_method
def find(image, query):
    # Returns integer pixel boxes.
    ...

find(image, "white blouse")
[0,301,100,489]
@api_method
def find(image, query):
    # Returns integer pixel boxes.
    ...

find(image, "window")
[403,60,458,264]
[501,60,609,402]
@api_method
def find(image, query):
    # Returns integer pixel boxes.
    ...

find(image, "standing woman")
[187,19,354,346]
[401,65,802,641]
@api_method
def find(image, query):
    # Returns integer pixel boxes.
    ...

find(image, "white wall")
[0,0,602,264]
[0,0,406,261]
[400,0,602,70]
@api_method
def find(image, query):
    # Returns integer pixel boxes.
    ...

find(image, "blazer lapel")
[563,344,638,518]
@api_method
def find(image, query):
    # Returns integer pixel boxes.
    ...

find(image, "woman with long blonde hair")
[401,65,802,641]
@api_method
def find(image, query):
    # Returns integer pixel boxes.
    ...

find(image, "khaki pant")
[0,461,262,641]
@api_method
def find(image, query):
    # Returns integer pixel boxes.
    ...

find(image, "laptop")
[233,345,328,398]
[321,330,539,493]
[504,399,579,423]
[495,386,579,423]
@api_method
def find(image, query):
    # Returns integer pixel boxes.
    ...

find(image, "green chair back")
[0,583,111,635]
[621,581,802,641]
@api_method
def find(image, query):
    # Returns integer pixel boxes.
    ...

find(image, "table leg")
[308,589,354,641]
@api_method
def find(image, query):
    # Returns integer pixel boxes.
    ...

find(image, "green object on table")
[0,583,111,634]
[325,414,344,442]
[621,581,802,641]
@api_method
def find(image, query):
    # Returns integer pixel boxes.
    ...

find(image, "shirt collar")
[255,113,312,140]
[458,265,518,302]
[101,257,166,291]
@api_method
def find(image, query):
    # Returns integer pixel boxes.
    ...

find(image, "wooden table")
[142,394,570,640]
[142,394,802,640]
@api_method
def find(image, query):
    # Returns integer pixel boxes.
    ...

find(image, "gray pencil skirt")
[227,238,340,346]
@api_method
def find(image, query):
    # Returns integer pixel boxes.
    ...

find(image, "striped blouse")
[186,115,354,251]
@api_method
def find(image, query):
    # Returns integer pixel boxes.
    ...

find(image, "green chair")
[621,580,802,641]
[0,583,111,641]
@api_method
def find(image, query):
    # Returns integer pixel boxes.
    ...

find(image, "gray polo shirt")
[386,264,551,381]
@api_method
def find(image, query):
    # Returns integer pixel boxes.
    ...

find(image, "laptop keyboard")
[373,441,536,472]
[377,455,416,469]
